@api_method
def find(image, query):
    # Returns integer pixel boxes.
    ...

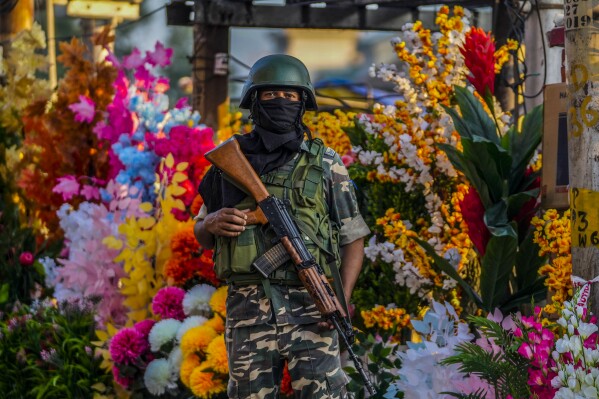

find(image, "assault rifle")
[205,137,377,396]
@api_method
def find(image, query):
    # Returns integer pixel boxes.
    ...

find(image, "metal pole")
[192,0,230,129]
[564,0,599,317]
[46,0,57,88]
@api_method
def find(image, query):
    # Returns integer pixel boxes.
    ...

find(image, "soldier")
[194,54,370,399]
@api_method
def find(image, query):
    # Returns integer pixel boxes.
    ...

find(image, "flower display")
[109,327,149,365]
[532,209,572,314]
[551,288,599,398]
[152,286,187,320]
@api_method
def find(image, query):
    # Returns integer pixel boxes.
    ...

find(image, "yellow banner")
[571,187,599,247]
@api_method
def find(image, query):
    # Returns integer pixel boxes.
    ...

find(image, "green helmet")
[239,54,317,110]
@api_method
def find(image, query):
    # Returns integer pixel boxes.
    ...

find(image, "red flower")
[461,27,496,96]
[459,187,490,256]
[280,361,293,396]
[19,252,34,266]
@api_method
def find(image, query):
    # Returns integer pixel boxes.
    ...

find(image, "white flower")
[168,346,183,370]
[578,322,598,339]
[183,284,216,316]
[176,315,208,342]
[144,358,177,395]
[149,319,181,352]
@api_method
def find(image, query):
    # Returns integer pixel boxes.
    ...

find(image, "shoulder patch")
[324,147,336,157]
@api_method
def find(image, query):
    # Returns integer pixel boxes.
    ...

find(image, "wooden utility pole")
[191,0,230,130]
[564,0,599,317]
[0,0,34,42]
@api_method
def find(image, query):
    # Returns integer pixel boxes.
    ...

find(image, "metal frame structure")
[166,0,494,127]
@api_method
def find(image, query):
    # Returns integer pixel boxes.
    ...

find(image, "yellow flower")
[189,367,226,398]
[180,353,201,387]
[205,314,225,334]
[206,334,228,374]
[181,325,218,356]
[210,286,228,317]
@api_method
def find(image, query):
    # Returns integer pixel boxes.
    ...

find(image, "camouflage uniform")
[198,142,370,398]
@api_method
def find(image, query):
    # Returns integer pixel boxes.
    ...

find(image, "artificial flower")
[148,318,182,352]
[109,327,148,365]
[144,358,177,395]
[183,284,216,316]
[19,252,34,266]
[181,325,218,355]
[176,315,208,342]
[152,286,186,320]
[180,353,201,387]
[206,335,228,374]
[134,319,156,339]
[189,367,226,398]
[209,286,227,317]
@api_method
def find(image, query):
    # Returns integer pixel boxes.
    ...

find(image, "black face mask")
[255,98,302,132]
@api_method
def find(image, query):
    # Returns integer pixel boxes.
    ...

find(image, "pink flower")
[68,95,96,124]
[341,154,355,167]
[112,365,133,388]
[19,252,34,266]
[151,286,186,320]
[134,319,156,339]
[146,42,173,67]
[517,342,533,359]
[52,175,80,201]
[109,327,148,365]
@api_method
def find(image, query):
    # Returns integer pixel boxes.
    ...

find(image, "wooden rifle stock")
[204,137,268,224]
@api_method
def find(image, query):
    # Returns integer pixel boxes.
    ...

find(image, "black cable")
[229,54,252,70]
[521,0,547,99]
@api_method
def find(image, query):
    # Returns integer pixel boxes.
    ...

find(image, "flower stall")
[0,4,580,399]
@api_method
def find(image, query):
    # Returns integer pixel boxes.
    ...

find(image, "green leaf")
[514,228,547,290]
[484,202,509,233]
[438,143,492,208]
[453,85,499,144]
[506,189,539,220]
[0,283,9,304]
[508,105,543,193]
[500,277,547,313]
[413,237,483,308]
[442,106,474,139]
[462,137,511,202]
[344,122,369,147]
[480,234,518,310]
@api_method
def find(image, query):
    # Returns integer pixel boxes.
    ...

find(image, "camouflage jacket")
[198,142,370,328]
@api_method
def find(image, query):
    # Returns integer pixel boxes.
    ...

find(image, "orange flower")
[181,325,218,355]
[189,367,226,398]
[180,353,201,387]
[210,286,227,317]
[206,335,228,374]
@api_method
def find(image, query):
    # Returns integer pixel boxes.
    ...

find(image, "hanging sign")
[570,187,599,247]
[564,0,592,31]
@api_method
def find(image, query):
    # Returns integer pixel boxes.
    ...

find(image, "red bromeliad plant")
[417,30,546,314]
[460,27,497,97]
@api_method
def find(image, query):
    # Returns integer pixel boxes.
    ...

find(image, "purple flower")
[109,327,148,365]
[152,287,186,321]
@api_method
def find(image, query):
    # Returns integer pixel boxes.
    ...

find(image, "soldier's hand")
[203,208,248,237]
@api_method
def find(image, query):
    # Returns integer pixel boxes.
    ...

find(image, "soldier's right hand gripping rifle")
[205,137,377,396]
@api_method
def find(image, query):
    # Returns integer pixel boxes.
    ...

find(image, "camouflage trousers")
[225,318,349,398]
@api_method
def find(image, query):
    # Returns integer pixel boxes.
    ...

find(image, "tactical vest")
[213,139,341,285]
